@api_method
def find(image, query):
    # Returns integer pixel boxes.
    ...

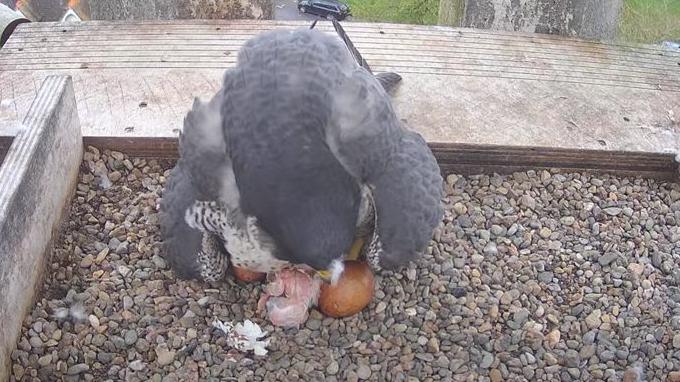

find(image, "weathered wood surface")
[0,75,82,381]
[0,20,679,177]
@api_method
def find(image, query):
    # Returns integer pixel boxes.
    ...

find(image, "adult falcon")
[159,21,443,327]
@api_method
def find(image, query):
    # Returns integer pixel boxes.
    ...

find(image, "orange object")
[318,261,374,318]
[233,266,266,283]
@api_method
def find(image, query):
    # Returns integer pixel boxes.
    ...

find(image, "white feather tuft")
[329,259,345,285]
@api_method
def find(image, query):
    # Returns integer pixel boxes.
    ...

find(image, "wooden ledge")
[0,75,83,380]
[74,136,678,181]
[0,20,678,180]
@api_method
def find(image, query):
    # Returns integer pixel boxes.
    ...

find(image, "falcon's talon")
[346,237,366,261]
[317,270,332,282]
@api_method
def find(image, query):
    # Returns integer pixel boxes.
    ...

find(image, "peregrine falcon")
[159,21,443,327]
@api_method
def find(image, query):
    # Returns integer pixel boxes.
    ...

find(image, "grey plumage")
[375,72,403,94]
[161,89,285,280]
[159,90,234,282]
[177,92,237,206]
[159,161,229,281]
[325,23,444,269]
[161,21,441,283]
[367,129,444,269]
[219,28,362,271]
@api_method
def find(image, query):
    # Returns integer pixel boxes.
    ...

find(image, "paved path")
[274,0,318,21]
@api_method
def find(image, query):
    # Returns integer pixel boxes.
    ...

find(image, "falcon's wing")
[178,92,239,209]
[159,162,217,279]
[371,129,444,269]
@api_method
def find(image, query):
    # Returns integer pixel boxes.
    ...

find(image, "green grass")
[618,0,680,43]
[343,0,679,44]
[345,0,440,25]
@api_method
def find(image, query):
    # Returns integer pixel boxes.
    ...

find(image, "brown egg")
[233,266,266,283]
[318,260,374,318]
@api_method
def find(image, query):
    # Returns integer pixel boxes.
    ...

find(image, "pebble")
[560,216,575,225]
[628,263,644,276]
[37,354,52,367]
[375,301,387,314]
[623,367,643,382]
[604,207,622,216]
[29,336,42,348]
[539,227,552,239]
[479,352,494,369]
[545,329,560,347]
[483,242,497,255]
[124,329,138,345]
[356,364,372,380]
[452,202,467,215]
[500,289,520,305]
[563,349,580,367]
[80,255,94,268]
[12,364,24,379]
[668,371,680,382]
[427,337,439,353]
[585,309,602,329]
[326,361,339,375]
[155,344,175,366]
[129,360,146,371]
[538,271,553,283]
[598,253,618,266]
[67,364,89,375]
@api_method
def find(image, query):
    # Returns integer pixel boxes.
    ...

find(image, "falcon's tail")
[331,19,402,93]
[376,72,403,94]
[331,19,372,73]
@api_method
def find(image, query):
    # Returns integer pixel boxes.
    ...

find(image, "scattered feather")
[52,301,88,323]
[212,319,270,356]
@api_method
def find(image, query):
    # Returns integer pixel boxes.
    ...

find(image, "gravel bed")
[8,147,680,382]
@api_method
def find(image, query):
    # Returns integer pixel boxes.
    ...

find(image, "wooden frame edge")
[0,75,83,380]
[79,136,679,181]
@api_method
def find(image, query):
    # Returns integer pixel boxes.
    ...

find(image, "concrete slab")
[454,0,623,40]
[0,20,678,177]
[0,75,82,380]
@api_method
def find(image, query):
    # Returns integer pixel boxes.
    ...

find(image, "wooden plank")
[81,136,680,181]
[0,20,678,178]
[0,75,83,380]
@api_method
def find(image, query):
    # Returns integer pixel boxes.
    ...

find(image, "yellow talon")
[317,238,366,280]
[347,237,365,261]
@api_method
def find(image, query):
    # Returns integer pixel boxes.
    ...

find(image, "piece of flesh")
[257,268,322,328]
[256,237,368,327]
